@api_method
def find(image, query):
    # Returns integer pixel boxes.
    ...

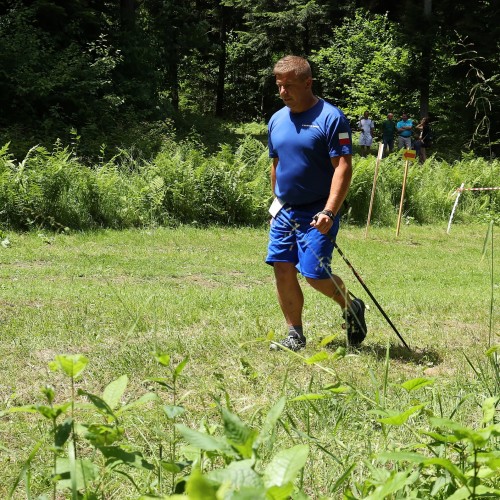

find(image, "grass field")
[0,223,498,498]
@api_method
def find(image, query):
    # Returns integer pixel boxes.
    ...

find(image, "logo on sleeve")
[339,132,350,145]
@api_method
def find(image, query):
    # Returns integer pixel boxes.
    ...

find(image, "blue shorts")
[266,201,340,279]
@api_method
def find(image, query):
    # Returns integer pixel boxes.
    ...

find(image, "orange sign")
[403,149,417,161]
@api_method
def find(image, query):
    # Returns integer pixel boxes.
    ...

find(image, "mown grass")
[0,223,498,498]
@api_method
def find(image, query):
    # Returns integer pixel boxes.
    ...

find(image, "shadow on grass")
[324,338,442,366]
[366,343,442,365]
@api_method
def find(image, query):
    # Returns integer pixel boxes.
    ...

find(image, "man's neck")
[290,95,319,114]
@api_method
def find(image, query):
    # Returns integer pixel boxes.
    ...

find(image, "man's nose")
[279,85,287,95]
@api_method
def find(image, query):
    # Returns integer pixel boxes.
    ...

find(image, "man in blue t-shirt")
[396,112,413,149]
[266,55,367,352]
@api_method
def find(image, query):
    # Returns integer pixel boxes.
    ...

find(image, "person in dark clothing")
[415,117,432,163]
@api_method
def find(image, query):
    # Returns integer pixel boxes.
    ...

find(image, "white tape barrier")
[448,184,499,233]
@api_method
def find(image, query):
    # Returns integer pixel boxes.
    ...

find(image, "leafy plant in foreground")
[168,396,310,500]
[347,378,500,499]
[2,354,157,498]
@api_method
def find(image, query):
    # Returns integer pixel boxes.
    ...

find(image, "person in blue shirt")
[396,112,414,149]
[266,55,367,351]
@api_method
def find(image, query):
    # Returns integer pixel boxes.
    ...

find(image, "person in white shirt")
[358,110,374,157]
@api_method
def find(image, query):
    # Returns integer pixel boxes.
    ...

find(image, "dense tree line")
[1,0,499,160]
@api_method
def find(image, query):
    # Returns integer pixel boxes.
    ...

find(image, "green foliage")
[1,139,499,231]
[311,10,412,123]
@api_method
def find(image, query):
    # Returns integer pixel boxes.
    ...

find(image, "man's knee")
[273,262,298,281]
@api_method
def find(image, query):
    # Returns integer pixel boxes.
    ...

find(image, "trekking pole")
[331,240,411,351]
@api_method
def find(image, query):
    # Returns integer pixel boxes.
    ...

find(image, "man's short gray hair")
[273,55,312,79]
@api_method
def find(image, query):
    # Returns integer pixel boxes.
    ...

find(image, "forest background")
[1,0,499,164]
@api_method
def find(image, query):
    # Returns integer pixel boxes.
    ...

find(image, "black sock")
[289,325,305,340]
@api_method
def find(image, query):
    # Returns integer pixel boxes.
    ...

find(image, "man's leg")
[306,275,367,346]
[306,275,350,308]
[273,262,303,326]
[270,262,307,351]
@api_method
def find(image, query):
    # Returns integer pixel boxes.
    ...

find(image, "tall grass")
[0,139,498,231]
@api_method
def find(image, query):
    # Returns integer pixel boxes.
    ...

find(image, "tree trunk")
[215,5,227,117]
[419,0,432,118]
[120,0,136,30]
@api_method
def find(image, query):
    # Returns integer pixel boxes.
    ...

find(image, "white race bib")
[269,197,285,218]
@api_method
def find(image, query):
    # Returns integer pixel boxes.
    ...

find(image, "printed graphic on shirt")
[339,132,350,145]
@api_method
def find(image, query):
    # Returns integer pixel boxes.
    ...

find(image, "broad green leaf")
[290,393,327,402]
[429,417,490,446]
[481,396,499,424]
[49,354,88,379]
[54,418,73,447]
[176,424,238,457]
[161,460,182,473]
[222,407,257,458]
[420,430,460,444]
[319,334,337,346]
[153,352,170,367]
[173,356,189,382]
[207,459,263,488]
[99,445,154,470]
[377,404,426,425]
[305,351,329,364]
[253,397,286,450]
[116,392,159,415]
[266,483,294,500]
[364,470,411,500]
[163,404,185,420]
[471,485,500,496]
[55,458,99,490]
[228,487,267,499]
[102,375,128,410]
[78,390,116,421]
[34,403,71,420]
[185,466,218,500]
[422,457,467,484]
[84,423,124,446]
[445,485,472,500]
[324,383,352,394]
[400,377,435,392]
[474,451,500,470]
[263,444,309,488]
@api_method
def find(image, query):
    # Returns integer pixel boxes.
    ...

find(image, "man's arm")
[326,155,352,215]
[270,157,278,195]
[312,154,352,234]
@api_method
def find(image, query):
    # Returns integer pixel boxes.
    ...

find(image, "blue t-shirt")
[268,99,352,206]
[396,119,413,137]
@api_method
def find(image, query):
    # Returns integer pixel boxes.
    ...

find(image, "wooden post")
[365,142,384,238]
[396,159,410,236]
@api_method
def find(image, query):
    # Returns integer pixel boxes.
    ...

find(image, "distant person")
[415,117,433,163]
[396,112,413,149]
[358,111,374,157]
[266,55,367,352]
[381,112,397,156]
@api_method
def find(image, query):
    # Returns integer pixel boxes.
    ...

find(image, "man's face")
[402,113,408,121]
[275,71,312,112]
[388,113,393,120]
[364,111,370,118]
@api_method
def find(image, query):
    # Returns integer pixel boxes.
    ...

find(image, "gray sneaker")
[343,298,367,346]
[270,335,306,352]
